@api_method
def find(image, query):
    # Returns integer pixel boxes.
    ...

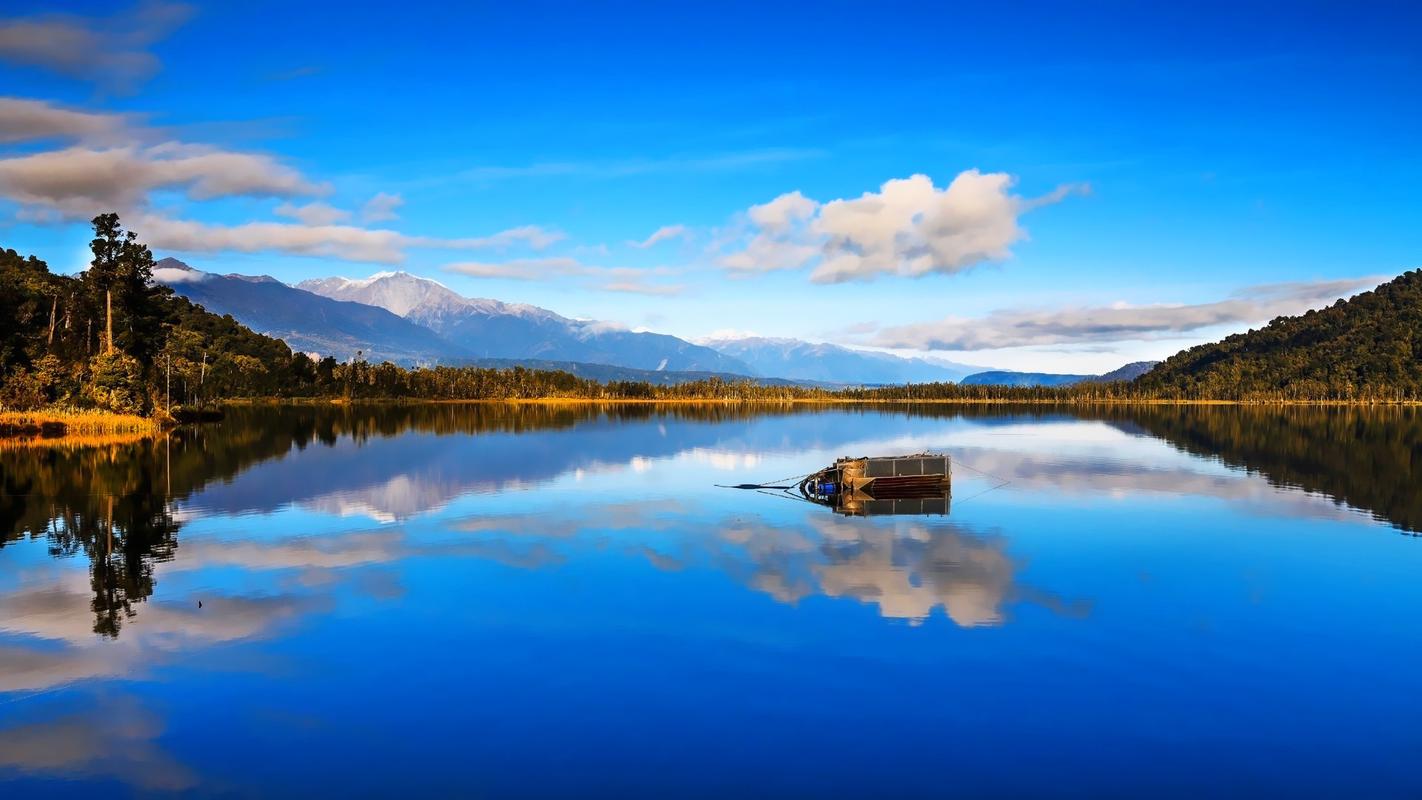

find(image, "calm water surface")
[2,403,1420,797]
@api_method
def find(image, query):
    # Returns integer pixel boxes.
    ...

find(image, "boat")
[799,453,951,517]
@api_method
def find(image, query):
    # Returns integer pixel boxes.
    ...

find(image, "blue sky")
[2,0,1419,371]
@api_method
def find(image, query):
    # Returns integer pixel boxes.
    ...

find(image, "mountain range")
[154,261,1156,386]
[701,336,988,384]
[152,259,453,365]
[297,271,748,374]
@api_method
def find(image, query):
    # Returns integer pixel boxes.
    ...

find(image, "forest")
[2,216,1420,417]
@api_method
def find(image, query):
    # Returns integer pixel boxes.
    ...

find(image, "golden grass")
[0,409,162,439]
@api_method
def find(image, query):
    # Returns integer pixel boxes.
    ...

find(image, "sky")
[1,0,1419,372]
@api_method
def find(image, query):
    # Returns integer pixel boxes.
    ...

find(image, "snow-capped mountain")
[296,271,753,374]
[154,259,455,364]
[704,336,991,384]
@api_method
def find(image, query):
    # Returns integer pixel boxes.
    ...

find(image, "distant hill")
[704,336,990,384]
[1134,270,1422,399]
[298,271,752,374]
[959,370,1093,387]
[960,361,1160,387]
[154,259,455,364]
[1086,361,1160,383]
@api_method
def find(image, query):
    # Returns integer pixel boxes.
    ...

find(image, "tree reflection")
[1077,405,1422,535]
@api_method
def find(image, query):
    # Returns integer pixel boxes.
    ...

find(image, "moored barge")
[799,453,951,516]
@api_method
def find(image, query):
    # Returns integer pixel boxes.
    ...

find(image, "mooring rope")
[945,452,1012,504]
[715,470,815,491]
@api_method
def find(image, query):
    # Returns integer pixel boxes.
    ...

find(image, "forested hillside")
[1,214,320,414]
[1134,270,1422,400]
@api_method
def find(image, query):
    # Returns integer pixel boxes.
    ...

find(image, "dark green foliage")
[1134,270,1422,400]
[2,216,307,413]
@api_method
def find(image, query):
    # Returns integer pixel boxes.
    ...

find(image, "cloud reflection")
[447,500,1083,627]
[0,696,196,791]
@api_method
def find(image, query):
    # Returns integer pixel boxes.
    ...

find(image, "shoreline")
[230,396,1422,407]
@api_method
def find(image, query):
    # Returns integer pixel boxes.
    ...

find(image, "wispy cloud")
[451,147,825,182]
[0,93,569,264]
[133,217,569,264]
[444,257,584,281]
[359,191,403,223]
[628,224,689,248]
[266,64,322,82]
[274,201,350,226]
[444,257,682,295]
[867,277,1383,351]
[451,224,564,250]
[0,143,326,216]
[0,1,194,93]
[0,97,132,144]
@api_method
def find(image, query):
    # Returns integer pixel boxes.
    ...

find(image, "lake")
[2,402,1420,797]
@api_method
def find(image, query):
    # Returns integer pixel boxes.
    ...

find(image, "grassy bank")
[0,409,164,439]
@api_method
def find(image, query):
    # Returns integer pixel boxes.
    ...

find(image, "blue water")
[1,404,1419,797]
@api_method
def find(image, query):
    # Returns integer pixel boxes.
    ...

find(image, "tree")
[83,213,169,365]
[87,213,125,354]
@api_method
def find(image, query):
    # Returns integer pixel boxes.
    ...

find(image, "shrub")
[85,352,148,415]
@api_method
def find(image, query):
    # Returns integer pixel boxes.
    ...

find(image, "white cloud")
[0,2,194,93]
[720,190,820,272]
[150,265,207,283]
[274,201,350,226]
[629,224,689,248]
[719,171,1085,283]
[869,276,1382,351]
[360,191,403,222]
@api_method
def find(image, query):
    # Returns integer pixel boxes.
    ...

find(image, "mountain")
[1086,361,1160,383]
[297,271,752,374]
[153,259,455,364]
[1134,270,1422,399]
[704,336,989,384]
[959,370,1094,387]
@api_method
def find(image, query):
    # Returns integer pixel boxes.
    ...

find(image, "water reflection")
[0,402,1417,642]
[3,402,1421,795]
